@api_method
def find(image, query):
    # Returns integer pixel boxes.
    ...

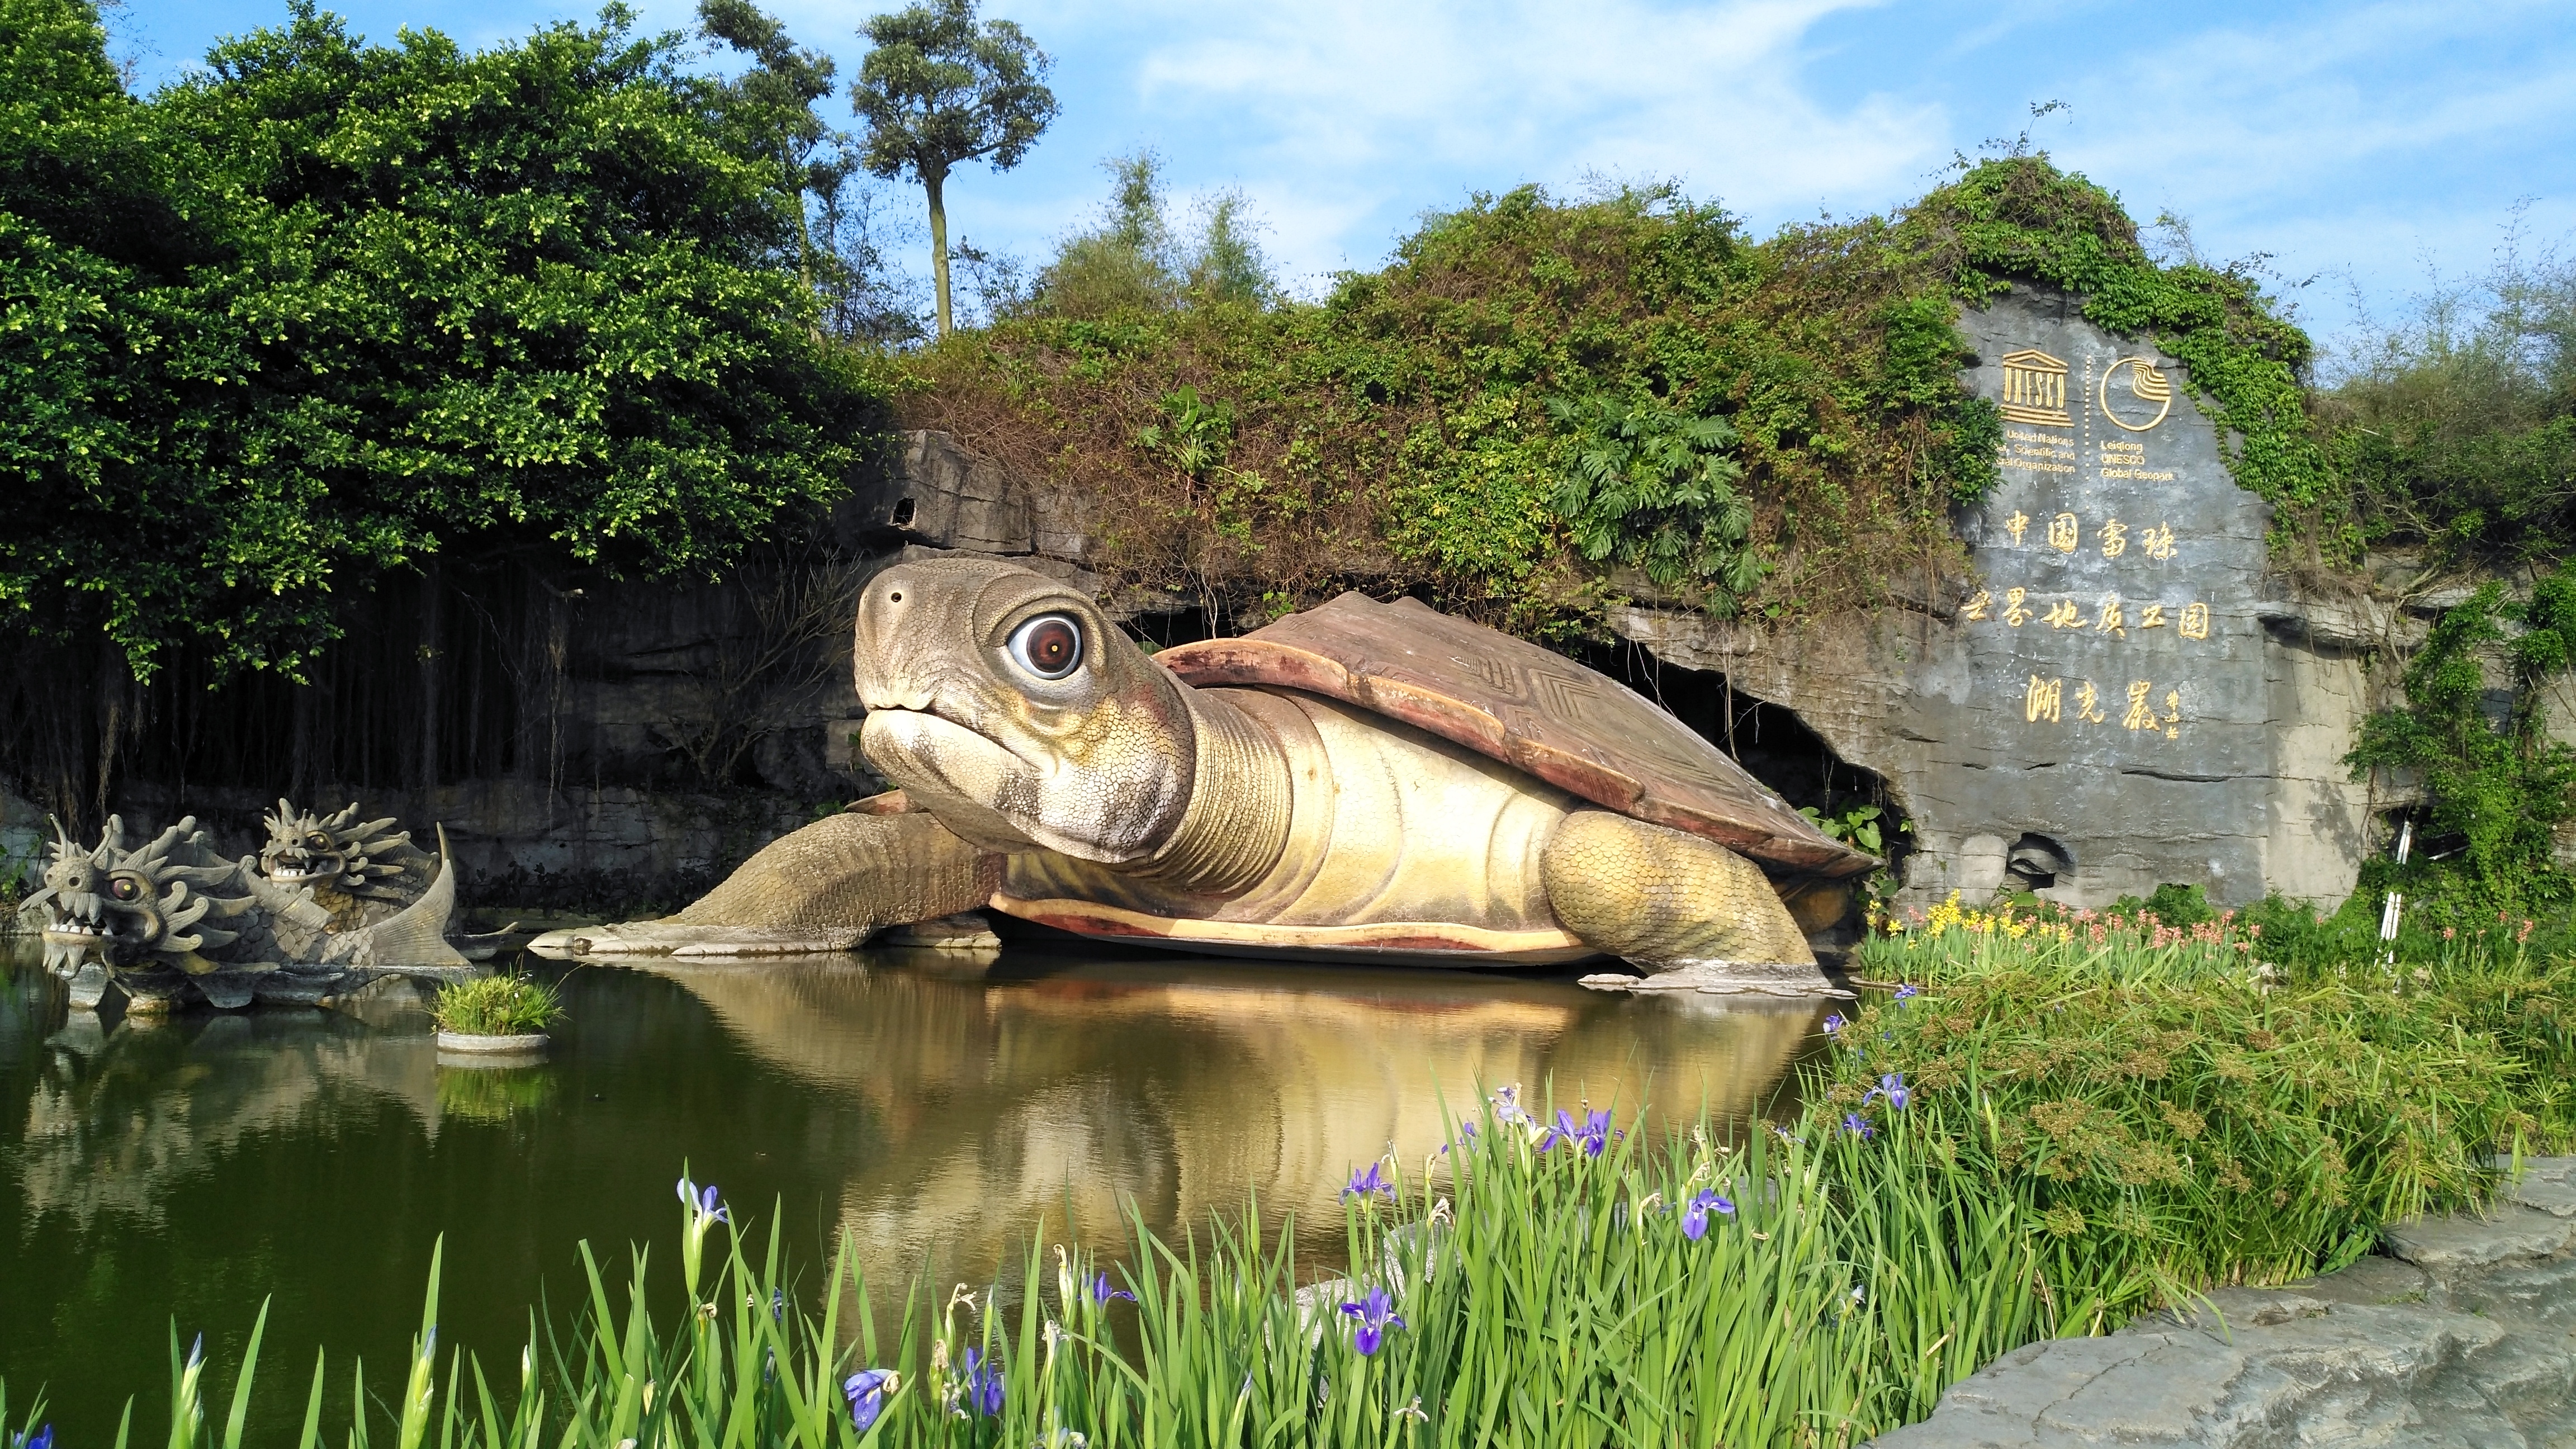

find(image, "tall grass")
[1846,893,2576,1286]
[0,1088,2158,1449]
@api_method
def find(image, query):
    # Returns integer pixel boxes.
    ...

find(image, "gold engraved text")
[2139,523,2177,561]
[2048,513,2079,553]
[2139,603,2167,630]
[2100,518,2128,558]
[2075,680,2106,723]
[2042,599,2086,629]
[2123,680,2157,731]
[1962,589,1992,622]
[2026,675,2064,724]
[2096,595,2125,637]
[2004,588,2030,626]
[2005,511,2030,546]
[2179,602,2210,641]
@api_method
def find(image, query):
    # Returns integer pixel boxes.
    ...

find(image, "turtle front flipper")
[1542,810,1845,997]
[528,799,1001,958]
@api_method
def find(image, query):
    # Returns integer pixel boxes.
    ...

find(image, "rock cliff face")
[59,290,2459,915]
[1864,1157,2576,1447]
[1613,288,2408,909]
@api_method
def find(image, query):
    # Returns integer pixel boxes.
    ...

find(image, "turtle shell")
[1156,593,1877,877]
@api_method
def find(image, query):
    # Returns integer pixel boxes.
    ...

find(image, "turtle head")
[853,558,1196,863]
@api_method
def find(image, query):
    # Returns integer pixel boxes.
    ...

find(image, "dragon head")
[259,800,416,899]
[25,816,251,976]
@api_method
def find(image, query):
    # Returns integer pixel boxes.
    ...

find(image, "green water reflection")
[0,937,1819,1443]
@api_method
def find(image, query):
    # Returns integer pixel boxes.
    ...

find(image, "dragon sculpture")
[258,799,437,930]
[27,812,472,1013]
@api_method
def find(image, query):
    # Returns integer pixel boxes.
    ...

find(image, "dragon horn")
[162,883,209,931]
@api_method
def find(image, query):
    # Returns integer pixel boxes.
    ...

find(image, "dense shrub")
[901,158,2326,638]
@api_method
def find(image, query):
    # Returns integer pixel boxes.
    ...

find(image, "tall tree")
[0,1,882,681]
[849,0,1055,337]
[697,0,836,274]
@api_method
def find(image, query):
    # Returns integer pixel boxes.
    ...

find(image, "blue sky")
[113,0,2576,359]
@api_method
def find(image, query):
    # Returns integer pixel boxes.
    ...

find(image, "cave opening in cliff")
[1568,637,1911,870]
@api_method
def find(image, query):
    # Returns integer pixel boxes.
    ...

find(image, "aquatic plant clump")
[430,974,566,1037]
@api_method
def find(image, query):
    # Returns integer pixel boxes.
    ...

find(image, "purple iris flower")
[13,1427,54,1449]
[676,1178,730,1223]
[1341,1286,1405,1356]
[1843,1112,1875,1139]
[1680,1190,1735,1241]
[1441,1121,1480,1154]
[954,1347,1004,1417]
[1343,1161,1395,1200]
[843,1369,897,1432]
[1821,1013,1846,1035]
[1894,983,1919,1005]
[1866,1072,1911,1110]
[1090,1271,1136,1305]
[1541,1108,1614,1156]
[1490,1084,1529,1126]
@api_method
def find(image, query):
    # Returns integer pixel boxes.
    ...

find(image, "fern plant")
[1546,391,1764,603]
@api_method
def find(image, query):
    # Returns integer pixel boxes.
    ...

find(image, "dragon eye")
[308,833,329,847]
[109,875,142,901]
[1006,613,1085,681]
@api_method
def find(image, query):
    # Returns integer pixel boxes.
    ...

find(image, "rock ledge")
[1865,1157,2576,1447]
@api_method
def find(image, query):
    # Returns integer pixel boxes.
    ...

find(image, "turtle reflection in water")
[536,559,1873,995]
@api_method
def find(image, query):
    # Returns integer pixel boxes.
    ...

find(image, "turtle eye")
[1006,613,1085,681]
[108,874,144,902]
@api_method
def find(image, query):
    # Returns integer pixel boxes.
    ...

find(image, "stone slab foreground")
[1866,1158,2576,1447]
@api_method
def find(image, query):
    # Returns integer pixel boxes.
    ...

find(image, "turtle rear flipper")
[1543,810,1846,997]
[527,805,1000,958]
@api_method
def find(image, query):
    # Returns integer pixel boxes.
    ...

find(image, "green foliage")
[431,973,566,1036]
[2324,234,2576,565]
[912,179,2004,631]
[1031,152,1278,319]
[850,0,1056,334]
[1547,390,1759,596]
[1801,801,1887,854]
[1135,383,1234,481]
[2346,574,2576,907]
[1852,910,2575,1286]
[1,0,884,680]
[913,158,2342,634]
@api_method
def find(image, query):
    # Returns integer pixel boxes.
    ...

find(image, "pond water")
[0,937,1824,1442]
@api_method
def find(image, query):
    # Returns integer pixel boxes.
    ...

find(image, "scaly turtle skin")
[534,558,1872,995]
[28,813,474,1012]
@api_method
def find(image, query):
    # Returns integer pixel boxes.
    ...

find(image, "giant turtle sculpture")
[533,558,1874,994]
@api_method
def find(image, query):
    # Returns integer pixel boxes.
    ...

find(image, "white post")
[2379,818,2414,967]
